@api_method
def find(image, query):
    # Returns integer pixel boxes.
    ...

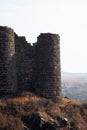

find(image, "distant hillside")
[61,71,87,79]
[62,72,87,102]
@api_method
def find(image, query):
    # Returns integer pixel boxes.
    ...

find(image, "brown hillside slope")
[0,92,87,130]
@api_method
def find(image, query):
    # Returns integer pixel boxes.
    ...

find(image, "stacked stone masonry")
[0,26,17,93]
[0,26,62,102]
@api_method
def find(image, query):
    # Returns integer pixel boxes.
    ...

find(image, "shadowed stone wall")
[0,26,17,93]
[15,35,34,91]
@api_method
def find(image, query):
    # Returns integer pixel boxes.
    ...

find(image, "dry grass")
[0,113,23,130]
[8,92,41,104]
[61,97,81,106]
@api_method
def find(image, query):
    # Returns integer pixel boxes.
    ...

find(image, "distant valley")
[62,72,87,102]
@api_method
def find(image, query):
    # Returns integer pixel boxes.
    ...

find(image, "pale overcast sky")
[0,0,87,73]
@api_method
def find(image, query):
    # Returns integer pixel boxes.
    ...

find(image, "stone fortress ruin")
[0,26,62,102]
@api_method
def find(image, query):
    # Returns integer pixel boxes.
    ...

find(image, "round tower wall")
[0,26,17,93]
[34,33,62,102]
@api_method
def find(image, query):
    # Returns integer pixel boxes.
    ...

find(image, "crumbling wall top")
[0,26,14,34]
[36,33,60,46]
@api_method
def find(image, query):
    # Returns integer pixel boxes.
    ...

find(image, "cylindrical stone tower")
[34,33,62,102]
[0,26,17,94]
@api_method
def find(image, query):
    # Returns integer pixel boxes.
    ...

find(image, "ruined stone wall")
[15,35,34,91]
[34,33,62,102]
[0,26,62,102]
[0,26,17,93]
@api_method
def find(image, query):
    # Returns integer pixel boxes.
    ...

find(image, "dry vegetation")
[0,92,87,130]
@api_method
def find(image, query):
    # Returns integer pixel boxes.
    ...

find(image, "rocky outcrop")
[22,113,78,130]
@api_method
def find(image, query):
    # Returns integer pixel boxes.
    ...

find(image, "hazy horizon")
[0,0,87,73]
